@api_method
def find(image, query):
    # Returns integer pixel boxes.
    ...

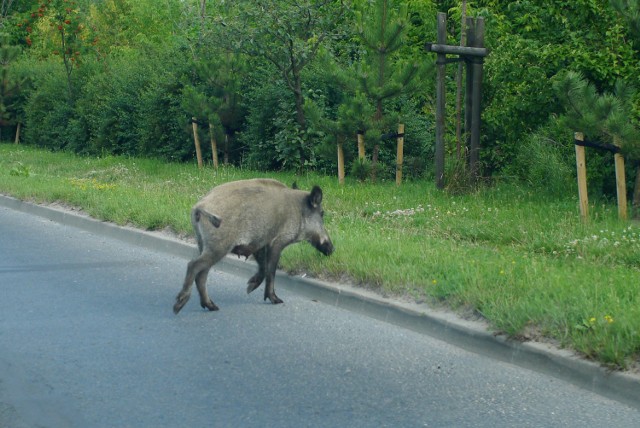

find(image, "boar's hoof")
[264,294,284,305]
[173,295,189,315]
[246,278,262,294]
[201,300,219,311]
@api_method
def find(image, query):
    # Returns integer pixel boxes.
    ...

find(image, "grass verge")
[1,144,639,369]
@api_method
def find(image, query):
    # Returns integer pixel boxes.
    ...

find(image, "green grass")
[2,143,639,369]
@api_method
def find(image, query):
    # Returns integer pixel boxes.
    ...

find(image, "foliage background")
[1,0,639,195]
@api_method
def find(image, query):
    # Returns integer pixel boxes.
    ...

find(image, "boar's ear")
[308,186,323,208]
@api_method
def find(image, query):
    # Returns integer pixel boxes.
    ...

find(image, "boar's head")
[304,186,334,256]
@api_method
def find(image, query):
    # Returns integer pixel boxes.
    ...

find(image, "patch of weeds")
[9,162,30,177]
[69,178,117,191]
[84,162,136,183]
[350,158,372,182]
[575,315,615,332]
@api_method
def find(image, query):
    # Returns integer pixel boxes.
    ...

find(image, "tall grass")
[1,144,639,369]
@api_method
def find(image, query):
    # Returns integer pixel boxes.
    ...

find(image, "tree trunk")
[396,123,404,186]
[292,67,307,169]
[357,131,365,159]
[293,85,306,130]
[633,163,640,219]
[371,144,379,182]
[371,100,383,182]
[224,134,230,165]
[14,122,20,144]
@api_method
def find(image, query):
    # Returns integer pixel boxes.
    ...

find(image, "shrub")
[76,56,148,156]
[504,124,574,197]
[350,158,372,181]
[21,60,75,150]
[137,69,192,161]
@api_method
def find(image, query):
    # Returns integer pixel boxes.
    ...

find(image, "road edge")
[2,194,639,410]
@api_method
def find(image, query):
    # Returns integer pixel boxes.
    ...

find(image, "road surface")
[1,205,639,427]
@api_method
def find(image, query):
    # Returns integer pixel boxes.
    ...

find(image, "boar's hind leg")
[246,246,267,294]
[263,246,284,304]
[173,252,220,314]
[195,267,218,311]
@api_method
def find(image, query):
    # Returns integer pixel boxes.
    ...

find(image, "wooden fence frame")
[574,132,627,221]
[426,12,488,189]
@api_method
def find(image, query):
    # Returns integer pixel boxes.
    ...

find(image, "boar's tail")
[193,207,222,228]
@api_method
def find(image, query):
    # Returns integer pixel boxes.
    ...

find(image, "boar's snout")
[314,236,334,256]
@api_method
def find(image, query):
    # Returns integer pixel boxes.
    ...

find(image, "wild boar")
[173,178,334,314]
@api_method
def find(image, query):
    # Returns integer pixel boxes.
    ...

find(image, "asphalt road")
[1,205,639,428]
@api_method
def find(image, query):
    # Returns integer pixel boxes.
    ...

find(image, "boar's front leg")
[263,245,284,304]
[246,246,267,295]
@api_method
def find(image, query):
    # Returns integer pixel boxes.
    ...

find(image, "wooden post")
[396,123,405,186]
[192,117,203,168]
[614,152,627,220]
[435,12,447,189]
[464,18,474,168]
[337,138,345,185]
[454,1,468,160]
[209,122,219,170]
[575,132,589,220]
[469,17,484,184]
[14,122,20,144]
[357,131,365,159]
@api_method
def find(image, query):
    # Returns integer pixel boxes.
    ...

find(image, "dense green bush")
[78,56,148,156]
[238,74,293,170]
[21,60,75,150]
[136,64,193,161]
[6,0,640,199]
[19,47,196,161]
[502,122,575,197]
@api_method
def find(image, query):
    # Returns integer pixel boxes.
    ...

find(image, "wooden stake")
[575,132,589,220]
[357,131,365,159]
[396,123,405,186]
[209,122,219,170]
[14,122,20,144]
[192,117,203,169]
[337,138,345,185]
[614,152,627,220]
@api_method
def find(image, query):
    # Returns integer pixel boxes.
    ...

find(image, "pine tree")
[338,0,429,180]
[182,1,246,168]
[554,70,640,218]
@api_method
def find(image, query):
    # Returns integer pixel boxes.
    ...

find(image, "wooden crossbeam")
[425,43,488,58]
